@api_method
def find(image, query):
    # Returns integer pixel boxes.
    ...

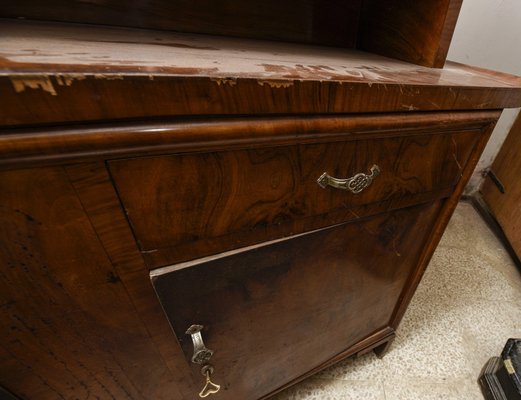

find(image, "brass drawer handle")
[317,164,380,193]
[186,325,221,398]
[186,324,214,364]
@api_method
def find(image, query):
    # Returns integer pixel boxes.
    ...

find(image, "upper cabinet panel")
[1,0,363,47]
[2,0,461,67]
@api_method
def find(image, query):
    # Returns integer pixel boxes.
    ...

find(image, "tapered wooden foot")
[373,335,395,359]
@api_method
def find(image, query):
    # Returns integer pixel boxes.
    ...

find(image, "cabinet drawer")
[151,201,442,400]
[109,129,479,266]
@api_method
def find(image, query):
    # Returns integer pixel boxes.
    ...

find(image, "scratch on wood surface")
[402,104,419,111]
[451,137,463,176]
[258,80,294,88]
[211,77,237,86]
[93,74,124,80]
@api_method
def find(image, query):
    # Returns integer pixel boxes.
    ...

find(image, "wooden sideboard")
[1,2,521,399]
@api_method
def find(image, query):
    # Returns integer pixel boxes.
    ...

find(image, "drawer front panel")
[151,201,442,400]
[110,129,479,264]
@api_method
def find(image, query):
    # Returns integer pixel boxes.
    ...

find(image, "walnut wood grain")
[481,112,521,260]
[358,0,462,67]
[0,167,182,399]
[0,111,500,170]
[152,202,442,400]
[110,128,481,267]
[64,163,198,398]
[1,20,521,127]
[1,0,362,48]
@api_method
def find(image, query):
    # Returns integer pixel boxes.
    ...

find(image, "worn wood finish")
[1,0,362,47]
[0,111,500,170]
[0,167,182,399]
[481,112,521,260]
[358,0,462,68]
[1,2,520,398]
[110,129,480,266]
[152,202,442,400]
[2,21,521,127]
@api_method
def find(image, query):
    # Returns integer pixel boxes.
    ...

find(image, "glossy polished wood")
[152,202,442,400]
[1,0,362,47]
[482,112,521,260]
[358,0,462,67]
[1,21,521,127]
[0,167,182,399]
[110,128,480,266]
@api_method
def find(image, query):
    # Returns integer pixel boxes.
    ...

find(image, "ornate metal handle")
[317,164,380,193]
[186,325,221,398]
[186,324,214,364]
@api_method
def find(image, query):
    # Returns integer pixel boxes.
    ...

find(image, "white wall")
[447,0,521,194]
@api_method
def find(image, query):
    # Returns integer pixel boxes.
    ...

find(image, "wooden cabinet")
[1,2,521,399]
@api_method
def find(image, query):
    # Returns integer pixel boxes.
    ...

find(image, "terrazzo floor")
[274,201,521,400]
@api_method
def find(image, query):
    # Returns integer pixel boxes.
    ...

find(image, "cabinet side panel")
[0,167,181,399]
[358,0,462,67]
[391,120,498,327]
[481,113,521,260]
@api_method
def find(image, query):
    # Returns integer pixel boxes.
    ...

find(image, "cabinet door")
[151,202,441,400]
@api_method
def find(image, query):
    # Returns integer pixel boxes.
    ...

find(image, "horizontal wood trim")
[0,111,501,170]
[0,74,518,128]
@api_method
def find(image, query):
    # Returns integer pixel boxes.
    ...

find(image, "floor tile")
[273,378,385,400]
[383,378,482,400]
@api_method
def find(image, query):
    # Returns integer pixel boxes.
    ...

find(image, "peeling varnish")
[258,80,294,88]
[211,77,237,86]
[55,74,86,86]
[10,75,57,96]
[10,74,90,95]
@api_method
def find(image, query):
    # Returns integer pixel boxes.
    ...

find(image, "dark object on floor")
[479,338,521,399]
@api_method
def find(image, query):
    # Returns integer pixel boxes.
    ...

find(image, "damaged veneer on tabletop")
[2,19,521,126]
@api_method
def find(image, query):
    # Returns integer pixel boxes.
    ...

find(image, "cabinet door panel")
[151,201,442,399]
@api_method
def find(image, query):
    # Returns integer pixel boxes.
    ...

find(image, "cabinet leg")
[373,335,395,359]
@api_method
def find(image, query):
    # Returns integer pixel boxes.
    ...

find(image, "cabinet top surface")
[2,19,521,89]
[1,19,521,127]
